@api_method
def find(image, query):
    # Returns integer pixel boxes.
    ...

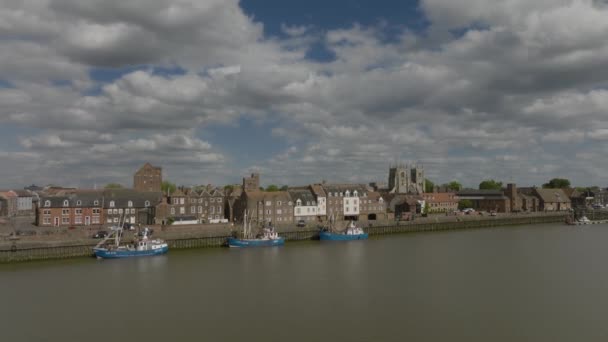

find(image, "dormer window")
[44,200,50,207]
[76,200,82,206]
[296,199,302,206]
[339,192,343,197]
[94,200,99,206]
[345,190,350,197]
[145,200,150,207]
[109,201,115,208]
[63,200,69,207]
[128,201,133,208]
[353,190,358,197]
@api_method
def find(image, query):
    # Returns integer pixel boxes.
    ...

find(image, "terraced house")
[103,189,162,226]
[38,190,104,227]
[157,187,226,224]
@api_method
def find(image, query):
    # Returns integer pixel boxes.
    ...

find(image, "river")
[2,223,608,341]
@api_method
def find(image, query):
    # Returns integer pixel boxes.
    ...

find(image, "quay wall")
[0,213,568,263]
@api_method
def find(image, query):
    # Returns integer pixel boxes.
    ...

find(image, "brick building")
[157,187,226,224]
[0,191,18,217]
[457,189,511,213]
[133,163,162,192]
[422,192,459,213]
[38,191,104,227]
[236,191,294,225]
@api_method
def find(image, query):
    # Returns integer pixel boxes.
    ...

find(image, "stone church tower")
[388,164,425,194]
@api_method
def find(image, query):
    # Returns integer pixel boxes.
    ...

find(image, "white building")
[288,188,319,222]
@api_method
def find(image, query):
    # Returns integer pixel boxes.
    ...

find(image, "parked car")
[92,231,108,239]
[490,210,497,217]
[297,220,306,227]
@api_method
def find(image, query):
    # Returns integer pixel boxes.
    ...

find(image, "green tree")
[423,202,430,215]
[224,184,234,191]
[161,181,176,194]
[447,181,462,191]
[458,199,474,210]
[424,179,435,193]
[542,178,571,189]
[479,179,503,190]
[265,184,279,192]
[104,183,123,189]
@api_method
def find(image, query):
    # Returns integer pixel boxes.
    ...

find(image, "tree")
[479,179,503,190]
[458,199,474,210]
[104,183,123,189]
[424,179,435,193]
[161,181,176,194]
[224,184,234,191]
[447,181,462,191]
[265,184,279,192]
[542,178,571,189]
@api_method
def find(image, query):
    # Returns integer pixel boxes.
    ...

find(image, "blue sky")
[1,0,608,189]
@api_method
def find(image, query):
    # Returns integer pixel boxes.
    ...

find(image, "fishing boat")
[319,216,368,241]
[228,211,284,248]
[93,214,168,259]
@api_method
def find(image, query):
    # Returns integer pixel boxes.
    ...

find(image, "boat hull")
[319,231,368,241]
[227,237,285,248]
[93,245,168,259]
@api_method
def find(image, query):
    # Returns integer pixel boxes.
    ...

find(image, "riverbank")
[0,212,568,263]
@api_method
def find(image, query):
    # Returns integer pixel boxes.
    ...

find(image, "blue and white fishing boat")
[228,211,284,248]
[93,223,168,259]
[319,220,368,241]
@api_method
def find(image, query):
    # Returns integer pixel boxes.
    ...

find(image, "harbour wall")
[0,213,568,263]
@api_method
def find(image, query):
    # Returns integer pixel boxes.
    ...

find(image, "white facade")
[343,192,360,216]
[294,198,318,221]
[17,196,33,211]
[316,196,326,216]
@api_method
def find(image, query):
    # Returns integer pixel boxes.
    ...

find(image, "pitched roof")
[244,190,292,202]
[422,192,459,203]
[287,188,316,203]
[102,189,163,208]
[534,188,571,203]
[310,184,326,197]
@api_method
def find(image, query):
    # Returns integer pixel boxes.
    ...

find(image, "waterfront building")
[310,183,327,219]
[359,191,387,220]
[323,184,368,221]
[288,188,319,222]
[157,186,226,224]
[532,188,572,211]
[103,189,162,225]
[0,190,18,217]
[236,190,294,225]
[457,189,511,213]
[133,163,162,192]
[38,190,104,227]
[13,190,35,216]
[421,192,459,213]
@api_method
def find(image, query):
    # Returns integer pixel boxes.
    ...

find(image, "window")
[75,216,82,224]
[180,198,185,205]
[277,209,282,214]
[145,200,150,207]
[76,200,82,206]
[340,192,343,197]
[296,200,302,206]
[62,209,69,215]
[218,206,222,213]
[45,200,51,207]
[173,198,178,204]
[198,206,202,213]
[62,217,70,224]
[118,208,123,214]
[277,201,282,206]
[345,199,349,205]
[266,210,271,215]
[93,208,100,215]
[130,208,135,214]
[94,200,99,206]
[312,201,316,206]
[307,208,310,213]
[354,190,358,197]
[92,216,100,224]
[113,209,118,214]
[198,198,202,203]
[191,198,195,204]
[191,206,195,214]
[210,207,215,214]
[43,209,51,215]
[63,200,69,207]
[354,199,357,205]
[109,201,115,208]
[345,191,350,197]
[266,201,272,206]
[306,201,310,206]
[107,218,112,223]
[43,217,51,225]
[288,201,292,206]
[113,218,119,223]
[210,198,215,203]
[128,201,133,207]
[180,207,185,214]
[75,208,82,215]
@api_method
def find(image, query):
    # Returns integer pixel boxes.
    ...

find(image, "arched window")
[76,200,82,206]
[345,190,350,197]
[170,207,175,215]
[44,200,50,207]
[353,190,358,197]
[63,200,69,207]
[128,201,133,208]
[94,200,99,206]
[145,200,150,207]
[109,201,115,208]
[296,199,302,206]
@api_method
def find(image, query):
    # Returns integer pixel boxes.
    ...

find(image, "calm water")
[2,223,608,342]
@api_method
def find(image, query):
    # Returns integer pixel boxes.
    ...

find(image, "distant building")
[13,190,34,216]
[422,192,459,213]
[38,190,104,226]
[156,187,226,225]
[388,164,425,194]
[133,163,162,192]
[323,184,368,221]
[310,184,327,219]
[103,189,162,225]
[243,173,260,192]
[288,188,319,222]
[532,188,571,211]
[236,190,294,225]
[0,191,18,217]
[457,189,511,213]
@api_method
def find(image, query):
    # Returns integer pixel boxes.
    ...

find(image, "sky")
[1,0,608,189]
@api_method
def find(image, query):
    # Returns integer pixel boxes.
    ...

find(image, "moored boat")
[319,220,368,241]
[228,211,284,248]
[93,225,168,259]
